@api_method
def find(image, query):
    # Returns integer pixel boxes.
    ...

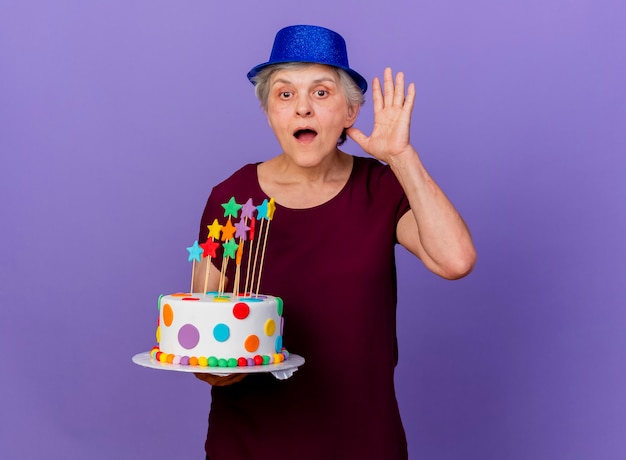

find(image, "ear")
[344,104,360,128]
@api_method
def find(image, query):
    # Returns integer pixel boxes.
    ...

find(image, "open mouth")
[293,128,318,143]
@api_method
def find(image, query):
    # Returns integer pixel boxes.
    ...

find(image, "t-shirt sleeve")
[359,157,411,241]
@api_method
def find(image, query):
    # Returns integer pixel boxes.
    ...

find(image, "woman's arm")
[347,68,476,279]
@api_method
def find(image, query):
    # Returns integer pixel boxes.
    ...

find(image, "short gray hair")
[250,63,365,145]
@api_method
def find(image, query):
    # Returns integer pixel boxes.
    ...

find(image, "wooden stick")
[243,218,255,296]
[203,255,211,294]
[254,219,271,297]
[218,257,228,297]
[190,259,196,294]
[249,218,265,297]
[233,240,244,296]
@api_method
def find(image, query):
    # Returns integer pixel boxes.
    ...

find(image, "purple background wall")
[1,1,625,459]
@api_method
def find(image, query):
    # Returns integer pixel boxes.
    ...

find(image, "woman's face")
[265,64,359,167]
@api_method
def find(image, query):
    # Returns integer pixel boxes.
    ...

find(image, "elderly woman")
[194,25,476,460]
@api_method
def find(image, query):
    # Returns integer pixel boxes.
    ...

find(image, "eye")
[279,91,292,99]
[315,90,328,97]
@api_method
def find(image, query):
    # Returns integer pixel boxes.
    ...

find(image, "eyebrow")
[271,77,338,87]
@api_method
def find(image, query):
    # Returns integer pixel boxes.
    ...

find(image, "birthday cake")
[149,196,290,368]
[151,292,286,367]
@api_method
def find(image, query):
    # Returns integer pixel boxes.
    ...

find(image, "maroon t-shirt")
[198,156,411,460]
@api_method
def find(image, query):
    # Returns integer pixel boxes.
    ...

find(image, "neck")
[273,149,351,184]
[257,151,354,209]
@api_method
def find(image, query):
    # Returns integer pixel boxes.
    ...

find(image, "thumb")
[346,126,368,149]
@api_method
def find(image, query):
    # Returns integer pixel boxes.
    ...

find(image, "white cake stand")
[132,351,305,380]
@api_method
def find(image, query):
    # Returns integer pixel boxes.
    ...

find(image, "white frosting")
[157,292,283,360]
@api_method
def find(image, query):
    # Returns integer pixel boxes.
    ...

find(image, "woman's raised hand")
[347,67,416,164]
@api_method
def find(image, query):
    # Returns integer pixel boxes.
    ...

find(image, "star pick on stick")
[241,198,257,220]
[186,240,203,263]
[207,219,223,240]
[222,238,239,259]
[256,199,269,220]
[186,239,203,293]
[234,218,250,240]
[200,238,219,258]
[221,219,237,241]
[222,197,242,219]
[267,198,276,220]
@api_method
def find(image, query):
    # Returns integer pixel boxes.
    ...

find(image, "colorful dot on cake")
[262,355,270,365]
[166,354,175,364]
[189,356,199,366]
[227,358,238,367]
[232,302,250,319]
[237,357,247,366]
[276,297,283,316]
[208,356,218,367]
[244,334,260,352]
[253,355,263,365]
[213,323,230,342]
[162,304,174,327]
[178,324,200,349]
[158,294,164,311]
[180,356,190,365]
[273,353,283,363]
[217,358,228,367]
[264,319,276,336]
[241,297,262,303]
[275,335,282,353]
[198,356,208,366]
[155,326,160,343]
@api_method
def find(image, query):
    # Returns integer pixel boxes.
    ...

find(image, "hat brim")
[247,60,368,94]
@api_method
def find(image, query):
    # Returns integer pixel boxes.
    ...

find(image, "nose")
[295,95,313,117]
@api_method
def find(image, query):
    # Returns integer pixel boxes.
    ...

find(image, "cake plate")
[132,352,305,380]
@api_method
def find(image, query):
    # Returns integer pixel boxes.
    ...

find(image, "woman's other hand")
[194,372,248,386]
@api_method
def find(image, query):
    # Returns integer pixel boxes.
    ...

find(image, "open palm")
[347,67,416,163]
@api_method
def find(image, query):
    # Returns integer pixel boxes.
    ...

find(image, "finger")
[393,71,406,107]
[345,126,369,148]
[404,82,416,113]
[193,372,247,386]
[371,76,383,112]
[383,67,394,107]
[211,373,247,386]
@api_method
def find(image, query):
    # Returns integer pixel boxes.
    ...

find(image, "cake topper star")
[240,198,257,220]
[267,198,276,220]
[256,199,269,220]
[200,238,220,258]
[222,238,239,259]
[234,218,250,240]
[222,197,243,219]
[221,219,237,241]
[186,240,203,263]
[207,219,223,240]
